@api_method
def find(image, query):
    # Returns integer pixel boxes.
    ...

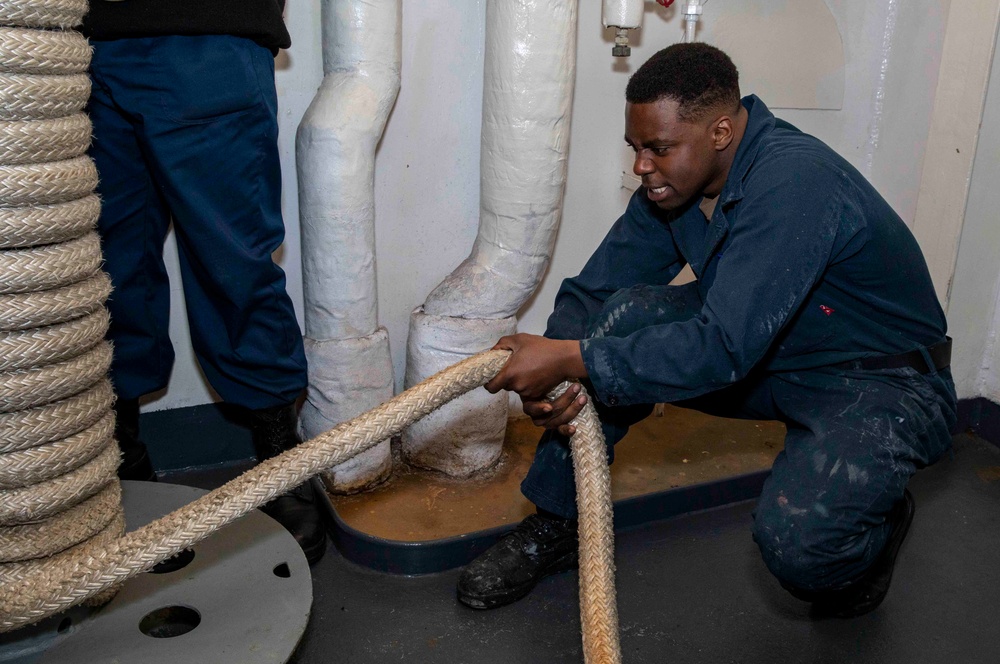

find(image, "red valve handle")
[657,0,676,7]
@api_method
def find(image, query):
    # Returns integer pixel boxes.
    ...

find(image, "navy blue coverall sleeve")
[578,154,847,406]
[544,191,685,341]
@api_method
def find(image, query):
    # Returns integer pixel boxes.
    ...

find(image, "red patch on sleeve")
[819,305,835,316]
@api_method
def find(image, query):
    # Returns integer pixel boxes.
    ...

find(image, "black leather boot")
[114,398,157,482]
[785,489,916,619]
[457,511,579,609]
[249,402,327,565]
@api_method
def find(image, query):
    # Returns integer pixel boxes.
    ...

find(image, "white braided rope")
[0,270,110,330]
[0,307,107,371]
[1,509,125,585]
[0,113,90,166]
[0,155,97,206]
[0,72,89,120]
[0,410,113,488]
[559,383,622,664]
[0,4,124,632]
[0,231,101,294]
[0,378,113,454]
[0,340,111,413]
[0,27,90,75]
[0,0,86,29]
[0,440,117,525]
[0,481,120,563]
[0,194,98,249]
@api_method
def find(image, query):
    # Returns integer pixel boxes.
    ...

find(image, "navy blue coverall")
[87,35,307,409]
[523,95,957,593]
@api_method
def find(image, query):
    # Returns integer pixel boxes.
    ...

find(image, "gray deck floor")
[174,432,999,664]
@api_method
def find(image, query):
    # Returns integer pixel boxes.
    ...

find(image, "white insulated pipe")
[602,0,644,29]
[296,0,400,493]
[403,0,579,477]
[299,0,400,340]
[421,0,579,319]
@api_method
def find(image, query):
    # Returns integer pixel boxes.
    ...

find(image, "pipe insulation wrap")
[602,0,644,29]
[422,0,578,319]
[324,0,401,76]
[300,328,394,494]
[298,0,400,490]
[298,0,401,340]
[402,308,517,477]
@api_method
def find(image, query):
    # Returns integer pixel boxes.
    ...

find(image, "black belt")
[832,337,951,374]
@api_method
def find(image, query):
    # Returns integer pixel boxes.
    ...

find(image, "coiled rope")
[0,0,125,638]
[0,350,623,663]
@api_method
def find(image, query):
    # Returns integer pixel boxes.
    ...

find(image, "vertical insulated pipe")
[297,0,400,493]
[402,0,579,476]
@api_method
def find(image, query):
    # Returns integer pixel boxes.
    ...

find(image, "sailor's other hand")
[521,384,588,437]
[484,333,586,401]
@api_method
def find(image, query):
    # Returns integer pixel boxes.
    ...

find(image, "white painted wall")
[146,0,958,411]
[948,30,1000,401]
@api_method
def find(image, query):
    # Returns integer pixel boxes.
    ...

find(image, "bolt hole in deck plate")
[139,605,201,639]
[149,548,195,574]
[0,481,312,664]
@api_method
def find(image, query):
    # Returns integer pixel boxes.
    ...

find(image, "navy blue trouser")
[87,35,307,409]
[522,283,957,592]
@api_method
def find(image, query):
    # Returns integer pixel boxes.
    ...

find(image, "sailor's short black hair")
[626,43,740,121]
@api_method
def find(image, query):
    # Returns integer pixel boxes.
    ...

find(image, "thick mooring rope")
[0,349,623,663]
[0,0,124,636]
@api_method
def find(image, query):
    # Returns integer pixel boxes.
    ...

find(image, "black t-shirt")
[81,0,291,52]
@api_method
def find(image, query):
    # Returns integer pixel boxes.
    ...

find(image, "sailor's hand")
[521,384,588,437]
[484,333,586,401]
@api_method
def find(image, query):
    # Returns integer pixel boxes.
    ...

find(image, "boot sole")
[457,549,579,610]
[814,489,916,619]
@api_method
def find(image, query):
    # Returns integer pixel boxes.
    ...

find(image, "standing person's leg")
[135,35,307,411]
[88,41,176,481]
[753,365,956,616]
[113,35,321,562]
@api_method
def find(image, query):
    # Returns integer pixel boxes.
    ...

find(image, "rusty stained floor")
[329,405,785,542]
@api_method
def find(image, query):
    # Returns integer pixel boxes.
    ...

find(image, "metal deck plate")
[1,481,312,664]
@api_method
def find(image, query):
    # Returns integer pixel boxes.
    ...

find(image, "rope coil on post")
[0,410,113,487]
[0,340,112,413]
[0,73,90,120]
[0,271,112,330]
[0,0,87,30]
[0,26,91,74]
[0,230,102,294]
[0,112,90,165]
[0,378,114,453]
[0,480,121,562]
[0,194,99,249]
[0,442,119,524]
[0,0,125,634]
[0,307,108,371]
[0,155,98,205]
